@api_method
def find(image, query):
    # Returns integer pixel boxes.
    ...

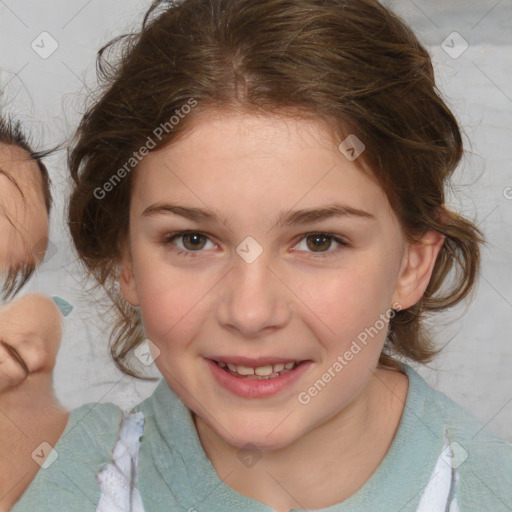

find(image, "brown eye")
[181,232,207,250]
[294,232,348,258]
[161,231,214,257]
[306,234,333,252]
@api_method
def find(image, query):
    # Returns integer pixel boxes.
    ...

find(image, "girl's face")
[121,112,440,450]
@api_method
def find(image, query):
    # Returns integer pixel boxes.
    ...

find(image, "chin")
[226,430,298,453]
[210,411,306,452]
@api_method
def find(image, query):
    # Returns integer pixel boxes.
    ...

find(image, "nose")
[216,250,292,338]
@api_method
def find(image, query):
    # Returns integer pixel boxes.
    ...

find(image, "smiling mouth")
[213,360,302,380]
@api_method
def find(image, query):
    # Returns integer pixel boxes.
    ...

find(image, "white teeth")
[237,365,255,376]
[217,360,299,377]
[254,365,273,376]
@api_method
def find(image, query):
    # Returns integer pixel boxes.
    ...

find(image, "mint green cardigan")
[11,365,512,511]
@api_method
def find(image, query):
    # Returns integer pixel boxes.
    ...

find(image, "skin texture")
[120,112,444,511]
[0,144,68,511]
[0,144,49,272]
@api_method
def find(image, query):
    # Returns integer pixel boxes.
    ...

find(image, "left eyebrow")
[141,202,375,229]
[274,203,375,229]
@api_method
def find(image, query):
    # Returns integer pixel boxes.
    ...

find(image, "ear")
[118,241,140,307]
[392,229,445,310]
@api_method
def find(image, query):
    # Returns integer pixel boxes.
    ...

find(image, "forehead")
[0,143,44,192]
[132,112,388,215]
[0,143,31,163]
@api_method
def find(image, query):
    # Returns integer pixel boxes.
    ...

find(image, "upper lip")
[207,356,307,366]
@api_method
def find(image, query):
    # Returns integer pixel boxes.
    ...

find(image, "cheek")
[293,264,397,418]
[296,257,397,341]
[133,255,212,351]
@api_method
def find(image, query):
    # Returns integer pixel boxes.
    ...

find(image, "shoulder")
[404,365,512,511]
[11,401,123,512]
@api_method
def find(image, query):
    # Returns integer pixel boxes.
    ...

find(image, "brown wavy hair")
[67,0,483,378]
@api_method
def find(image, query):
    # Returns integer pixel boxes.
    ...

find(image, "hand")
[0,293,62,393]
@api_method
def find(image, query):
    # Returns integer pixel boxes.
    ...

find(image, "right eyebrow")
[0,339,30,377]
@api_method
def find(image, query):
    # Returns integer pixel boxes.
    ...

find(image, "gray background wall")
[1,0,511,441]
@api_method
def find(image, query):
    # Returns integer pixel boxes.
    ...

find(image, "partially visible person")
[0,116,52,300]
[0,116,69,512]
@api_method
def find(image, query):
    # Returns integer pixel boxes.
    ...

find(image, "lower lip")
[206,359,312,399]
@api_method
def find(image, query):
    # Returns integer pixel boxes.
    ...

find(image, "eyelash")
[160,230,348,259]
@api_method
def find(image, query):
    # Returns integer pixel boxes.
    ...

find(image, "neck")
[194,367,408,512]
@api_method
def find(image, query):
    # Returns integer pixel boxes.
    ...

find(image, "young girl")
[9,0,512,511]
